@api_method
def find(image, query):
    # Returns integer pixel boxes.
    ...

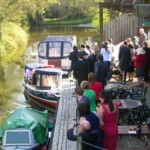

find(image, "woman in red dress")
[96,90,119,150]
[133,47,147,85]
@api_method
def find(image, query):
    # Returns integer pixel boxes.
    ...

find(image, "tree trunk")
[35,14,45,25]
[0,52,5,80]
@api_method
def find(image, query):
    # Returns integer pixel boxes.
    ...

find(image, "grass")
[44,17,92,26]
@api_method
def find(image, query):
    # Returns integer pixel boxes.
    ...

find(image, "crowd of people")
[67,27,150,150]
[118,28,149,85]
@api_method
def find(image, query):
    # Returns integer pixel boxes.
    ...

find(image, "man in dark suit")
[119,40,131,83]
[73,52,90,86]
[94,54,109,88]
[82,51,95,73]
[69,45,79,71]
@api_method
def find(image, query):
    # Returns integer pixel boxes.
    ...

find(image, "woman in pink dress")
[96,90,119,150]
[88,72,103,103]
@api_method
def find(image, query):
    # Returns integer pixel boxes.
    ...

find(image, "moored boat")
[37,35,77,77]
[23,63,63,113]
[0,107,54,150]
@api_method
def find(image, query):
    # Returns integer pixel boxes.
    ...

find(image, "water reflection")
[29,26,98,45]
[0,64,27,109]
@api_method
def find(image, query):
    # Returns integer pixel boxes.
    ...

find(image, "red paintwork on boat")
[24,90,58,113]
[48,59,61,67]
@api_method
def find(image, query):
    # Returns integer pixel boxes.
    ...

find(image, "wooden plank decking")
[50,79,77,150]
[50,80,150,150]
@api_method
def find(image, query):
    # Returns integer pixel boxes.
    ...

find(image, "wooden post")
[76,111,82,150]
[77,137,82,150]
[99,3,104,45]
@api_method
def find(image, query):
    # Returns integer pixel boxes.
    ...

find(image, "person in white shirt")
[100,41,112,68]
[80,43,90,56]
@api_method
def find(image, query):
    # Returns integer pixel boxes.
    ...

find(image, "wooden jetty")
[50,79,150,150]
[50,79,77,150]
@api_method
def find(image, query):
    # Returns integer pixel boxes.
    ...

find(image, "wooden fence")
[103,13,140,44]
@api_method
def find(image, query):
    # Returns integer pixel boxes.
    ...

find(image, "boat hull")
[24,86,59,113]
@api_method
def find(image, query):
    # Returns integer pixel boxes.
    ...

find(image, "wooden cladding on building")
[103,14,140,44]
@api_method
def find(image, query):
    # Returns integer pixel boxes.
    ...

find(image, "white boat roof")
[42,35,77,43]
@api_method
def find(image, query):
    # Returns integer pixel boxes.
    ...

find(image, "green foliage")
[0,22,28,64]
[0,0,49,26]
[45,0,114,29]
[0,0,50,65]
[46,0,99,21]
[92,7,119,29]
[144,0,150,3]
[45,4,60,19]
[44,17,92,25]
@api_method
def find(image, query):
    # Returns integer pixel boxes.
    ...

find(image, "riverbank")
[44,17,92,26]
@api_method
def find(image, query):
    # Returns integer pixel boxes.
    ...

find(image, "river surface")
[0,26,98,112]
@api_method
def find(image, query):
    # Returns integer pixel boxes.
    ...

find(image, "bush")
[0,22,28,64]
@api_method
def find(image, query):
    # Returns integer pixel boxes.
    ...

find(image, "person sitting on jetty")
[67,102,103,150]
[78,117,91,133]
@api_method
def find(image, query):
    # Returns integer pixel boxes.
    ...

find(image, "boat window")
[3,130,32,146]
[38,42,47,57]
[63,42,72,57]
[48,42,61,57]
[36,74,40,87]
[56,75,62,88]
[42,75,55,87]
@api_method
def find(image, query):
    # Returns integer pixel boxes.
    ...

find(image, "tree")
[0,0,51,79]
[0,0,49,24]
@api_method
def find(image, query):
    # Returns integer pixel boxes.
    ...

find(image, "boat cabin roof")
[25,63,54,71]
[25,63,43,70]
[42,35,76,43]
[35,68,63,76]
